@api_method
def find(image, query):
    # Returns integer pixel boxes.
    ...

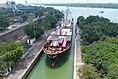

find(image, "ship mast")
[25,0,28,6]
[65,7,71,21]
[66,7,69,21]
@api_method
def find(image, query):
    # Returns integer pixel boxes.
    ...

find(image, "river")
[45,6,118,23]
[26,5,117,79]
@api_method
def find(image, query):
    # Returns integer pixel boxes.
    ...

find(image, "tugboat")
[43,8,73,67]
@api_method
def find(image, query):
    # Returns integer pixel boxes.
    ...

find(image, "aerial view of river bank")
[44,5,118,23]
[0,0,118,79]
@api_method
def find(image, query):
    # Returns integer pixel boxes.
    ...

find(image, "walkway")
[74,25,83,79]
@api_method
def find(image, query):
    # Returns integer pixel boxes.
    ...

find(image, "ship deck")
[43,43,70,54]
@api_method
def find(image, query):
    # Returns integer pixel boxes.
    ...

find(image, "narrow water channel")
[25,5,118,79]
[26,16,76,79]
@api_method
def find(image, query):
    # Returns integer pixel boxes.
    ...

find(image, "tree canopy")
[0,41,24,71]
[79,64,100,79]
[0,16,9,31]
[24,23,44,39]
[24,6,63,39]
[77,16,118,44]
[81,37,118,78]
[78,16,118,78]
[21,15,28,22]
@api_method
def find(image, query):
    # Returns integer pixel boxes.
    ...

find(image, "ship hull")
[45,45,71,67]
[43,43,71,59]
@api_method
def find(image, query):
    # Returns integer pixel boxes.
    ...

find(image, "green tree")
[24,23,44,39]
[107,64,118,79]
[45,15,58,28]
[82,37,118,78]
[41,21,51,33]
[77,16,118,44]
[54,13,64,20]
[0,16,9,30]
[80,64,100,79]
[21,15,28,22]
[77,16,85,25]
[0,41,24,71]
[35,10,44,18]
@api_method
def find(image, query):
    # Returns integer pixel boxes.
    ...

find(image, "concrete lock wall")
[0,26,25,43]
[21,51,43,79]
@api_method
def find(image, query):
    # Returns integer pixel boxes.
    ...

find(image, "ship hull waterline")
[43,44,71,67]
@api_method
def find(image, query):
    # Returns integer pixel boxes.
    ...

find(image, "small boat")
[99,10,104,13]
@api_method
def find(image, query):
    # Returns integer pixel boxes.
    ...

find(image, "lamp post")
[32,21,36,41]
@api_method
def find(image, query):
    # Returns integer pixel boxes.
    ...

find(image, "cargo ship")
[43,9,73,67]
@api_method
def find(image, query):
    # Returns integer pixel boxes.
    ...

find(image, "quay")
[73,24,83,79]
